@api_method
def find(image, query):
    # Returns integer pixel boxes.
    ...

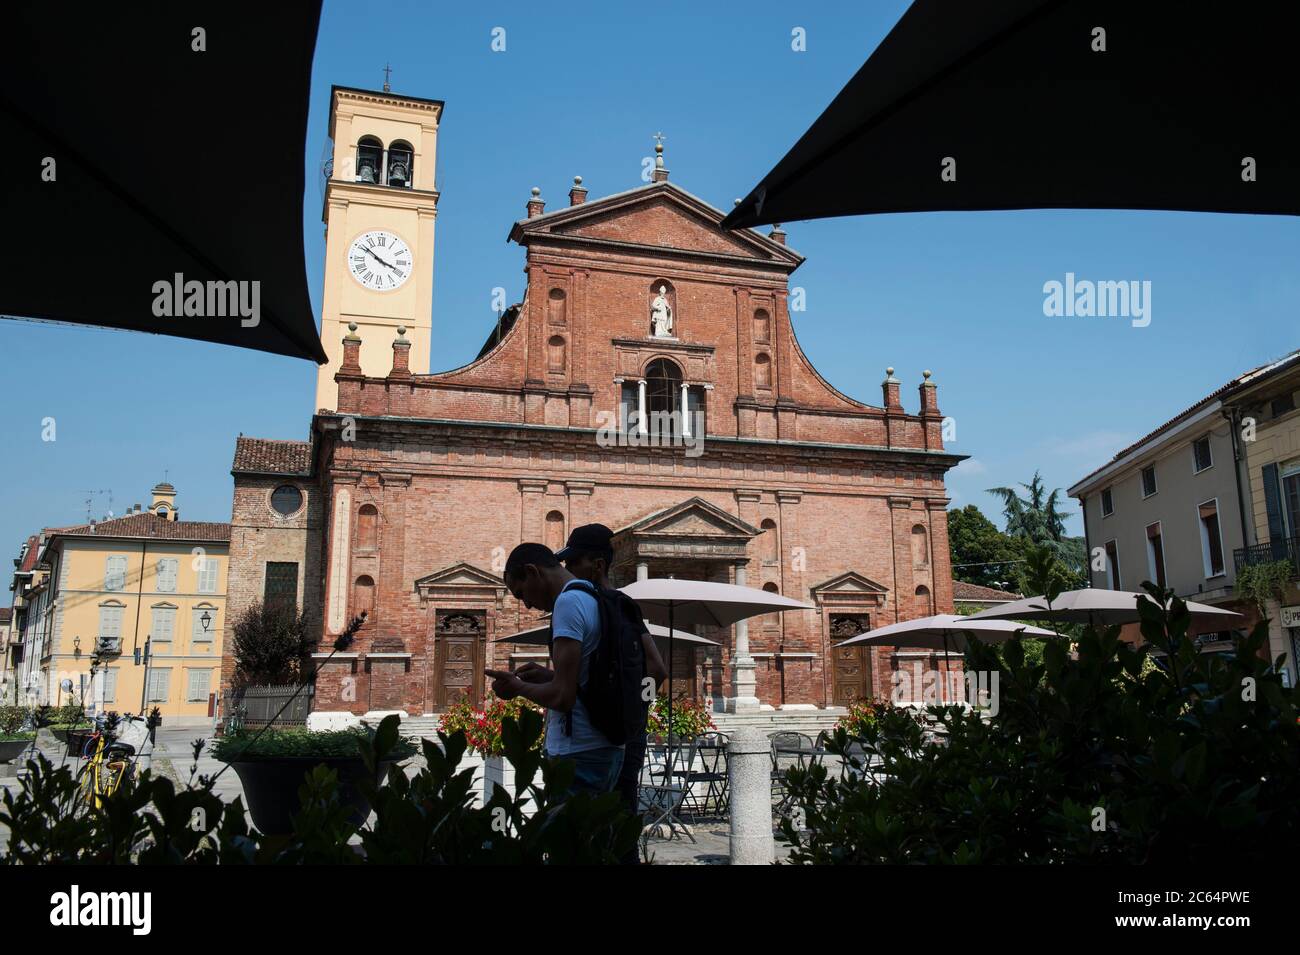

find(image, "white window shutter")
[188,668,211,701]
[199,559,218,594]
[158,559,177,593]
[105,556,127,591]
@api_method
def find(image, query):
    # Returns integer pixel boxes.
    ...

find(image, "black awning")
[0,3,328,362]
[722,0,1300,230]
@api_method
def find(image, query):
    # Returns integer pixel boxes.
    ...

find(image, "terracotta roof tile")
[232,436,314,476]
[952,580,1021,602]
[49,512,230,543]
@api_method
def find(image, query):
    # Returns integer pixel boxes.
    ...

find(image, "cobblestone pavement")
[2,726,795,864]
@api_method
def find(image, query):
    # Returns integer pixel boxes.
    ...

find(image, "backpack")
[550,579,649,746]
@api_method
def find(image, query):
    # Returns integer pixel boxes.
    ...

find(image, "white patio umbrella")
[840,614,1068,702]
[967,588,1244,629]
[620,578,814,736]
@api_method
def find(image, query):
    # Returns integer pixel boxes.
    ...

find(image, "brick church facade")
[223,152,963,716]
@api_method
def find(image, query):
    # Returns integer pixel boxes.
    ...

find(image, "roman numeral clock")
[348,230,413,292]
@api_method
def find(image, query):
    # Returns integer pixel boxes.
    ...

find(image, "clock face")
[347,230,412,291]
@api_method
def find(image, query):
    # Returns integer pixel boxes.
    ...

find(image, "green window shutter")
[1262,463,1287,558]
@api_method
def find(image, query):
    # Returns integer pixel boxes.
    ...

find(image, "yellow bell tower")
[315,84,443,411]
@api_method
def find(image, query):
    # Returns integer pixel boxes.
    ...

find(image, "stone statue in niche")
[650,285,674,337]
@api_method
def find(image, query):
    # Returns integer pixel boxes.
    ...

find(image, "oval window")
[270,485,303,516]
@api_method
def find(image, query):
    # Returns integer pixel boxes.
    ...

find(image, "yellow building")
[1223,349,1300,686]
[25,483,229,726]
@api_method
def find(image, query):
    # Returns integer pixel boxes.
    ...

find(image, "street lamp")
[200,610,212,634]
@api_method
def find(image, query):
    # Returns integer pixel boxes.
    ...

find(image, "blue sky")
[2,0,1297,561]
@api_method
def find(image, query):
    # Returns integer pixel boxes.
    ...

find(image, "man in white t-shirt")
[485,542,624,797]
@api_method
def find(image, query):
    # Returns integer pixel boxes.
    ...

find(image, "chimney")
[651,142,669,183]
[919,369,944,450]
[526,186,545,218]
[389,326,412,379]
[882,367,902,410]
[568,175,588,206]
[919,369,940,415]
[769,223,786,246]
[340,322,362,373]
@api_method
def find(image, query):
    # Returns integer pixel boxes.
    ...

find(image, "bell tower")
[315,84,443,411]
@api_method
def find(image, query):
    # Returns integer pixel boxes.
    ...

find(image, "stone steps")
[390,710,848,742]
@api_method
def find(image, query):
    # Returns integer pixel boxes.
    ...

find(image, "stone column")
[728,727,774,864]
[680,383,691,437]
[726,561,760,712]
[636,562,649,581]
[637,379,648,435]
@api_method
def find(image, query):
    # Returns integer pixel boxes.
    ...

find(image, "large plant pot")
[0,738,34,764]
[483,755,539,817]
[226,756,394,835]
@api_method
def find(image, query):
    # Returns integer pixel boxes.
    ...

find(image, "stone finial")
[526,186,545,218]
[882,366,903,411]
[769,223,786,246]
[341,321,363,373]
[569,175,588,206]
[651,136,669,183]
[390,324,412,379]
[735,198,742,207]
[919,368,940,417]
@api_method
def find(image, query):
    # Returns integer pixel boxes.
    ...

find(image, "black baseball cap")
[555,523,614,562]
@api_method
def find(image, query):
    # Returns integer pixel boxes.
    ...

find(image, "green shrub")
[209,724,417,762]
[0,710,638,864]
[0,706,33,737]
[779,583,1300,864]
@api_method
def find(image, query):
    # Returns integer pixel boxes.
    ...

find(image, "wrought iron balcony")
[95,636,122,655]
[1233,537,1300,574]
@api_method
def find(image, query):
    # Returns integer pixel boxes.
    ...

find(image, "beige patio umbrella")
[620,578,814,735]
[840,614,1068,652]
[840,614,1068,703]
[495,620,721,648]
[967,589,1244,628]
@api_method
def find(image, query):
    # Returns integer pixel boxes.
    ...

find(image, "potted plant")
[0,705,36,764]
[440,697,544,813]
[210,722,416,835]
[646,695,715,743]
[49,699,92,743]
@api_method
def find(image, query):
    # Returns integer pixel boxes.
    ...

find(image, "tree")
[986,471,1086,586]
[229,601,315,687]
[946,505,1023,589]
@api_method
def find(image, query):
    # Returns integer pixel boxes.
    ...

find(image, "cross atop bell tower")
[315,85,445,412]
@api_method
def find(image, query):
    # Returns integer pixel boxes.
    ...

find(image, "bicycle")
[75,714,140,810]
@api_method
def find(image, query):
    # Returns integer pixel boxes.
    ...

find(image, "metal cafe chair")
[768,731,819,816]
[639,735,698,843]
[683,731,730,818]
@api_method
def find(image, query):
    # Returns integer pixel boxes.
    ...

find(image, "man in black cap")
[557,523,667,863]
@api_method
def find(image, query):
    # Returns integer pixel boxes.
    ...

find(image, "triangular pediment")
[509,181,803,266]
[617,496,761,540]
[809,570,890,597]
[413,562,503,590]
